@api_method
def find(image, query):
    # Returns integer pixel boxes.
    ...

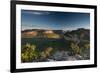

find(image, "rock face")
[67,56,77,61]
[51,51,69,61]
[48,51,84,61]
[64,28,90,41]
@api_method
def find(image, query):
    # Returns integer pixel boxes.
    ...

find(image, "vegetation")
[21,43,39,62]
[70,42,81,54]
[21,43,54,62]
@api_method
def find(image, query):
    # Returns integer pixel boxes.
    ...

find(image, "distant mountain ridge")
[21,28,90,40]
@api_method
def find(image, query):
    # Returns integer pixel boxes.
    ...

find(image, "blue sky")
[21,10,90,30]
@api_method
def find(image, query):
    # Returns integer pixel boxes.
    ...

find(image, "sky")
[21,10,90,31]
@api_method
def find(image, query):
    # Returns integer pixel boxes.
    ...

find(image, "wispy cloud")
[21,24,52,30]
[22,10,50,15]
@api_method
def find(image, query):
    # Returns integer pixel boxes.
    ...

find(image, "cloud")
[22,10,50,15]
[21,25,52,30]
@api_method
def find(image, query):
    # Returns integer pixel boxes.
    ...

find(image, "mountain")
[64,28,90,43]
[22,28,90,41]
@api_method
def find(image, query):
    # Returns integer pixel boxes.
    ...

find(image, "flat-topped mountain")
[22,29,63,39]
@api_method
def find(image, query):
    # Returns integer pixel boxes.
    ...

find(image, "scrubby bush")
[21,43,39,62]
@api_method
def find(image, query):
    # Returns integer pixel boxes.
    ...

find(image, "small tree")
[40,47,53,59]
[71,43,80,54]
[21,43,38,62]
